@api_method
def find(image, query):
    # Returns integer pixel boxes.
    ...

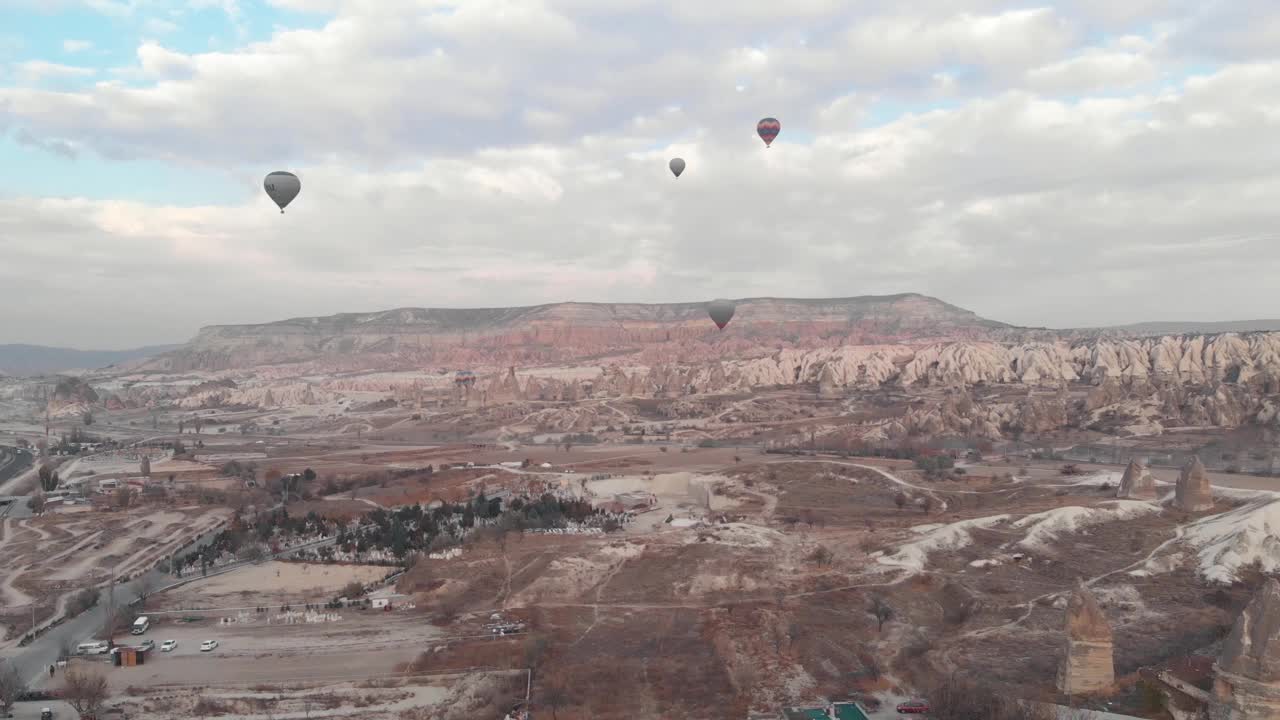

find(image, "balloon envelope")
[757,117,780,147]
[264,171,301,213]
[669,157,686,177]
[707,299,735,330]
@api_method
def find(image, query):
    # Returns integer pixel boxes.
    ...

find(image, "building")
[367,587,408,610]
[111,646,149,667]
[780,703,871,720]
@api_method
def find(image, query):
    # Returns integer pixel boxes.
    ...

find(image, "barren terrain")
[2,297,1280,719]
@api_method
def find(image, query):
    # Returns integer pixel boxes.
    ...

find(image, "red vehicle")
[896,700,929,714]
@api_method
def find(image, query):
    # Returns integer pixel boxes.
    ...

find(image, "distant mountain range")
[1095,320,1280,336]
[133,294,1280,374]
[9,298,1280,377]
[0,344,183,376]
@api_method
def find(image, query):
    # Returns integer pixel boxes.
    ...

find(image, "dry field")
[152,561,394,609]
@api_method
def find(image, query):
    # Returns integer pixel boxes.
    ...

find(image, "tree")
[38,462,58,492]
[62,667,109,716]
[922,495,936,514]
[869,595,893,633]
[134,574,156,610]
[0,661,22,717]
[540,678,572,720]
[29,491,46,514]
[303,467,317,483]
[809,545,834,566]
[524,635,550,683]
[923,672,1051,720]
[115,486,136,509]
[237,545,266,563]
[140,455,151,477]
[82,411,94,426]
[894,492,907,510]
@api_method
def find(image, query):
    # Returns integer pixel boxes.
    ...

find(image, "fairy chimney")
[1210,579,1280,719]
[1175,456,1214,512]
[1057,583,1115,695]
[817,364,840,399]
[1116,459,1157,500]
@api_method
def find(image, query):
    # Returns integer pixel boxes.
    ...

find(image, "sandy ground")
[155,561,394,608]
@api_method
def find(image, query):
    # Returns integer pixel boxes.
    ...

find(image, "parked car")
[40,709,53,720]
[896,700,929,714]
[138,639,155,651]
[200,639,218,652]
[160,639,177,652]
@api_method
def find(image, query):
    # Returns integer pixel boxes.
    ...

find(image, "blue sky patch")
[0,133,248,206]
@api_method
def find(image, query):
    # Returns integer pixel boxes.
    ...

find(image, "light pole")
[105,563,117,647]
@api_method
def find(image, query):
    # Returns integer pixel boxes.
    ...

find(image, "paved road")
[0,444,34,495]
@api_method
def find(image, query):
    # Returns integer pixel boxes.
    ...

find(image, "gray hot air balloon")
[707,299,735,330]
[669,157,686,178]
[263,171,301,213]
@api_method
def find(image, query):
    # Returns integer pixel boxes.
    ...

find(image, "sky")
[1,0,1279,348]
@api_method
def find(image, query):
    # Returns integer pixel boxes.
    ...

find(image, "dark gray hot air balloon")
[263,171,301,213]
[707,299,735,330]
[669,157,686,177]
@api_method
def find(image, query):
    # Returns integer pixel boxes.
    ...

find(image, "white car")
[160,640,177,652]
[200,640,218,652]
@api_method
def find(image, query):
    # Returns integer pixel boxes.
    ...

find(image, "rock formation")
[1116,460,1157,501]
[1057,583,1115,695]
[1175,456,1215,512]
[817,364,840,399]
[1211,578,1280,719]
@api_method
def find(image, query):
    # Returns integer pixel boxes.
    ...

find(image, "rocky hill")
[0,343,181,376]
[139,294,1020,372]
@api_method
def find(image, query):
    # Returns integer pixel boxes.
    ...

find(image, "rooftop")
[832,703,869,720]
[783,708,830,720]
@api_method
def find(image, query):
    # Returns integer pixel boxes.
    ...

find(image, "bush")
[67,588,99,616]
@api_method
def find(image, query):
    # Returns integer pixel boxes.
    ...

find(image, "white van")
[77,641,109,655]
[98,479,119,491]
[131,616,150,634]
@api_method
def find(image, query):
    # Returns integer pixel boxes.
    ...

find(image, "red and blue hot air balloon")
[756,117,780,148]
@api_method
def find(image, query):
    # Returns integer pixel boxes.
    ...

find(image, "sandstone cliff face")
[145,294,1013,372]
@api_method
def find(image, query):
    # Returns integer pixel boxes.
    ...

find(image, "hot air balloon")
[756,117,780,148]
[669,157,686,178]
[264,171,301,213]
[707,299,735,330]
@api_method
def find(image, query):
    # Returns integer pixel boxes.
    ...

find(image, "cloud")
[0,0,1279,346]
[11,60,96,85]
[62,39,93,53]
[143,17,180,35]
